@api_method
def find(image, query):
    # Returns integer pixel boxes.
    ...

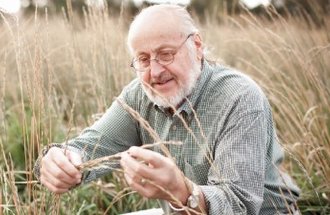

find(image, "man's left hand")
[120,146,190,205]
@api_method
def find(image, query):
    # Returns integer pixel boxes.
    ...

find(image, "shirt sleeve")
[68,94,141,182]
[33,82,142,182]
[201,86,271,215]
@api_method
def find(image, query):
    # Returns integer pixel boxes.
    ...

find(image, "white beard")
[141,60,201,108]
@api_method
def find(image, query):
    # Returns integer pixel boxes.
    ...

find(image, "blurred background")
[0,0,329,214]
[1,0,329,24]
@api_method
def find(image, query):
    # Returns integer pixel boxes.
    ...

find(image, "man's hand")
[120,146,190,205]
[40,147,82,194]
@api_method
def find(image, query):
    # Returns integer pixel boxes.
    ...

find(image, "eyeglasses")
[130,33,194,73]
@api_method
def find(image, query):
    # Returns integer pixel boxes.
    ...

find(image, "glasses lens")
[131,34,192,72]
[157,52,174,65]
[132,57,149,72]
[138,56,150,68]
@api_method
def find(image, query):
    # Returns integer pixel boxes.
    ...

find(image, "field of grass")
[0,4,329,215]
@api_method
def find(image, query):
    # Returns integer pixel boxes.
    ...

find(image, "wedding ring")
[140,178,147,186]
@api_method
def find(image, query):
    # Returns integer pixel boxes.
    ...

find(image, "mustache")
[150,73,174,85]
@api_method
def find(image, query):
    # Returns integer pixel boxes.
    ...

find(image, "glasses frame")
[130,33,195,73]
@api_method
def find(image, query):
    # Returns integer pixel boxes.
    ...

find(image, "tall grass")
[0,4,329,215]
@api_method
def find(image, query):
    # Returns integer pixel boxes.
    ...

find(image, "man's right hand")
[40,147,82,194]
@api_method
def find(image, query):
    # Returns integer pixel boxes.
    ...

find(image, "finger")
[41,167,74,189]
[121,152,167,198]
[66,150,83,167]
[40,175,69,194]
[121,152,144,180]
[128,146,166,168]
[124,172,168,200]
[42,148,81,183]
[41,159,81,185]
[123,172,142,188]
[123,172,148,194]
[48,148,82,179]
[122,149,176,186]
[126,147,182,189]
[121,152,158,193]
[122,152,179,200]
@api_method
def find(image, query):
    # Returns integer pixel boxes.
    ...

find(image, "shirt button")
[172,125,177,131]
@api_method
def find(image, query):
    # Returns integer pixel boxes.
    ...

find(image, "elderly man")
[34,4,300,215]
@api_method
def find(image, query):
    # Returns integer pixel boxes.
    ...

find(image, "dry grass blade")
[76,141,182,171]
[115,97,160,142]
[115,97,173,158]
[103,188,137,215]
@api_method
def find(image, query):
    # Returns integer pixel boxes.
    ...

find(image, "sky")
[0,0,271,14]
[0,0,21,13]
[134,0,190,6]
[242,0,270,8]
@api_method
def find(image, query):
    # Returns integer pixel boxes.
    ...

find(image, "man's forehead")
[134,32,184,42]
[134,17,183,37]
[127,8,187,52]
[131,32,185,54]
[131,10,184,38]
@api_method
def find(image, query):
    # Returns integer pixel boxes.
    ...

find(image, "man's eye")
[138,56,150,66]
[158,52,173,61]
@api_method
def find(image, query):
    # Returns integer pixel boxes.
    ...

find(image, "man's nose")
[149,60,165,78]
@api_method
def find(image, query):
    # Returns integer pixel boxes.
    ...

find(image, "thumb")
[66,150,83,166]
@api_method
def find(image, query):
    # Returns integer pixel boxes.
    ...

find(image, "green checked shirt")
[35,61,300,214]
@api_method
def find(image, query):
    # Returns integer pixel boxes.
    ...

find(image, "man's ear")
[193,34,203,60]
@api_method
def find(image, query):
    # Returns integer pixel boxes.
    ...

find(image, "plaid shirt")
[35,61,300,214]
